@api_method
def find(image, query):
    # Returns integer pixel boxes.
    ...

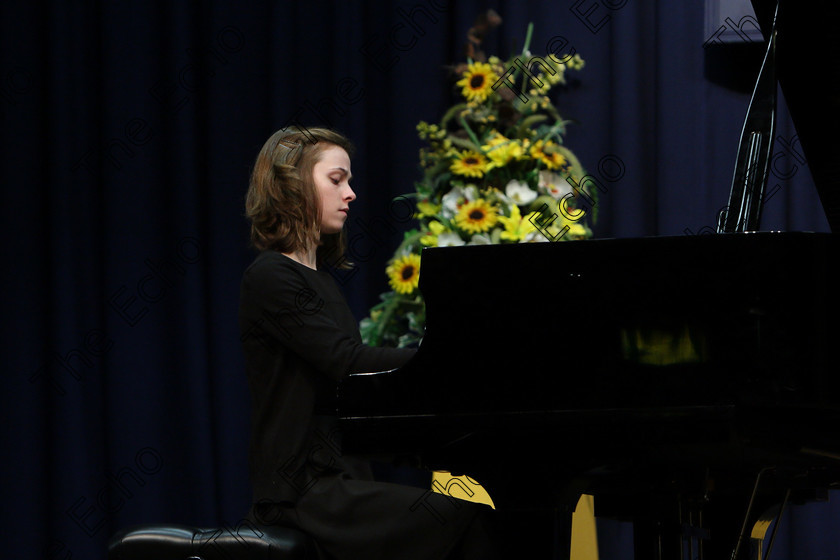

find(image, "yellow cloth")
[571,494,599,560]
[431,471,599,559]
[430,472,496,508]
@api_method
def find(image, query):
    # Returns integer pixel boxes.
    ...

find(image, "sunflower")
[529,139,568,170]
[454,198,499,234]
[450,150,491,178]
[387,253,421,294]
[456,62,498,103]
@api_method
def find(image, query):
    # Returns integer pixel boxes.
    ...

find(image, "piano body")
[338,1,840,558]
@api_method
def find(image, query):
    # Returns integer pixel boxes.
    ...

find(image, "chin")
[321,225,344,236]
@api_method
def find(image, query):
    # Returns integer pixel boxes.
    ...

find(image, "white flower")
[505,179,538,205]
[524,229,550,242]
[440,187,464,219]
[441,184,479,219]
[467,234,492,245]
[538,170,573,199]
[436,232,466,247]
[463,184,479,201]
[492,188,513,207]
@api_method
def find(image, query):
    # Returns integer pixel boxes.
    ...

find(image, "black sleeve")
[241,256,415,382]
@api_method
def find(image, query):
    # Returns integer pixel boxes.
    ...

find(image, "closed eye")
[329,167,352,184]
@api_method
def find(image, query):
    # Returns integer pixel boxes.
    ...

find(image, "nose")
[344,186,356,202]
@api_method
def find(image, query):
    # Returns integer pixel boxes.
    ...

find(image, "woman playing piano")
[239,126,497,559]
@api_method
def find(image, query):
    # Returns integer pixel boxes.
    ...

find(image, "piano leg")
[746,490,790,560]
[631,495,708,560]
[678,467,799,560]
[704,471,793,560]
[595,466,809,560]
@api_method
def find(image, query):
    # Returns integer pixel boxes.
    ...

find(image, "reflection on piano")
[338,1,840,558]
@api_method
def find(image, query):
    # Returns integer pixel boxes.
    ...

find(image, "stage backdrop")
[1,1,835,559]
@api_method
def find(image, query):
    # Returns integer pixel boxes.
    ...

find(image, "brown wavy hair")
[245,127,354,268]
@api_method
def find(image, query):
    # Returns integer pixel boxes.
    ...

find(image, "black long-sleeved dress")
[238,250,492,560]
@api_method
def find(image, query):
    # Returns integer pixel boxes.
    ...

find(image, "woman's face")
[313,145,356,235]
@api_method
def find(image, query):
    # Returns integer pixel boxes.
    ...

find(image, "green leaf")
[440,103,468,129]
[448,135,482,152]
[553,145,583,176]
[515,114,548,138]
[534,120,566,144]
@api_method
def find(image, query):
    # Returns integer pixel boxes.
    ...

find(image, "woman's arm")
[240,256,415,382]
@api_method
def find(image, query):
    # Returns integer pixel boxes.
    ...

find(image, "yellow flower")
[529,200,587,241]
[416,200,441,218]
[387,253,421,294]
[498,205,539,242]
[482,132,524,168]
[565,222,587,238]
[529,139,567,170]
[464,102,497,124]
[454,198,498,234]
[456,61,498,103]
[450,150,491,178]
[420,221,446,246]
[567,53,585,71]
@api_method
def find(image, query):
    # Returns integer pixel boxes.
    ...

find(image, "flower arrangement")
[360,14,595,348]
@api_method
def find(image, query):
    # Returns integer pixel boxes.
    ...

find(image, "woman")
[239,127,497,559]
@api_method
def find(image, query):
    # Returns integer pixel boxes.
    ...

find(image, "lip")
[339,208,349,215]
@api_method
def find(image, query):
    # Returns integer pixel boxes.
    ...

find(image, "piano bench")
[107,523,315,560]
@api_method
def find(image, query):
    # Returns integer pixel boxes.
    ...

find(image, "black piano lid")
[750,0,840,232]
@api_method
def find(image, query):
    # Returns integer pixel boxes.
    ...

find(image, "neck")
[283,249,317,270]
[283,235,321,270]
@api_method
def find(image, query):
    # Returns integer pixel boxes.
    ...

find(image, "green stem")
[520,22,535,94]
[522,22,534,55]
[458,114,483,150]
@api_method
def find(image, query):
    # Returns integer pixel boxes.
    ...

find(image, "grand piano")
[338,1,840,558]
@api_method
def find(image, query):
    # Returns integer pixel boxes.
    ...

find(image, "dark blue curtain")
[1,1,834,560]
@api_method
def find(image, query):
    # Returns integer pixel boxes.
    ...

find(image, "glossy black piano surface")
[338,234,840,557]
[342,233,839,415]
[340,231,840,446]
